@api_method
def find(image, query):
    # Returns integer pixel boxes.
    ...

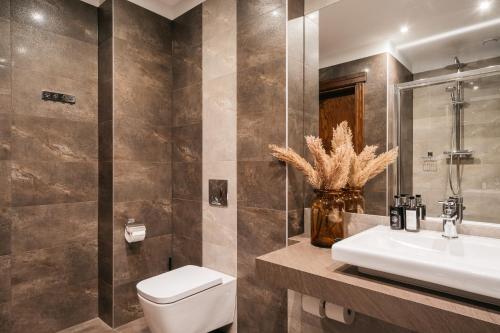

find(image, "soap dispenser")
[390,195,405,230]
[405,196,420,232]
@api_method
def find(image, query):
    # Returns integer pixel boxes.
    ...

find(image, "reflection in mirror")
[307,0,500,222]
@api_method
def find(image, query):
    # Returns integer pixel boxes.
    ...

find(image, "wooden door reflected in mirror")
[319,72,365,153]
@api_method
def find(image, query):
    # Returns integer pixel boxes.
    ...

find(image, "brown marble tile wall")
[98,0,113,326]
[172,5,203,269]
[0,1,11,331]
[1,1,99,332]
[320,54,388,215]
[237,0,288,331]
[287,1,305,237]
[97,0,174,328]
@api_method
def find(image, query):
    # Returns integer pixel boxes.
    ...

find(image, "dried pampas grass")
[269,121,399,190]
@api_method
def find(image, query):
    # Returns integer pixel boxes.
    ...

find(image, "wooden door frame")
[319,72,366,153]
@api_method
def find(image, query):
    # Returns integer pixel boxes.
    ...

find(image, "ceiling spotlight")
[400,25,409,33]
[31,12,44,22]
[479,1,492,11]
[363,68,370,73]
[473,86,480,90]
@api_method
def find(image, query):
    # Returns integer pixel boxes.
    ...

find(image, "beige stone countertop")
[256,235,500,333]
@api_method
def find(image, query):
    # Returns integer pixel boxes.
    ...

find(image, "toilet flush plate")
[209,179,228,207]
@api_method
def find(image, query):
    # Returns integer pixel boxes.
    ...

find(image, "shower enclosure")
[395,62,500,223]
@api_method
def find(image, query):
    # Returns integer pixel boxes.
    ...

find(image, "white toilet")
[137,265,236,333]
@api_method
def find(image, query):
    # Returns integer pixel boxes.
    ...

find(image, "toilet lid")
[136,265,223,304]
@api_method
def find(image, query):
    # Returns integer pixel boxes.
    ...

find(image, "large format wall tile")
[11,0,98,44]
[10,202,97,253]
[10,161,97,207]
[11,115,97,162]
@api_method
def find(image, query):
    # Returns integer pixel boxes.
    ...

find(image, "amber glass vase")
[310,190,345,248]
[343,187,365,214]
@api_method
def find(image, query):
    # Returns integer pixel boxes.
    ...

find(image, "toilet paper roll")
[124,228,146,243]
[302,295,325,318]
[304,208,311,237]
[324,302,355,325]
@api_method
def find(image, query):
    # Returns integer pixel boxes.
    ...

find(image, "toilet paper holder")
[124,218,146,243]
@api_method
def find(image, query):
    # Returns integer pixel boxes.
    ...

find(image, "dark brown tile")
[0,255,10,303]
[172,199,201,240]
[98,0,113,44]
[10,202,97,253]
[0,161,11,206]
[12,67,97,123]
[11,279,97,333]
[11,115,97,162]
[237,207,286,278]
[12,22,97,80]
[115,317,150,333]
[288,209,304,238]
[113,162,171,203]
[98,279,113,327]
[113,280,143,327]
[11,160,97,207]
[114,0,171,54]
[0,0,9,20]
[172,234,202,269]
[288,0,304,20]
[114,117,171,162]
[0,301,11,333]
[0,113,11,160]
[99,120,113,162]
[114,37,172,94]
[11,0,97,44]
[57,318,113,333]
[172,83,202,126]
[237,6,285,69]
[0,207,10,255]
[98,39,113,123]
[172,124,202,163]
[237,161,286,210]
[113,234,171,286]
[172,43,202,90]
[237,0,285,23]
[113,200,172,242]
[172,162,202,201]
[11,239,97,301]
[173,5,201,47]
[237,277,287,333]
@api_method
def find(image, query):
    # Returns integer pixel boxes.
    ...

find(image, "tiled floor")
[57,318,150,333]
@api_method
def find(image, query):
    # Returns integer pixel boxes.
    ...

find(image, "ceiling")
[80,0,204,19]
[318,0,500,72]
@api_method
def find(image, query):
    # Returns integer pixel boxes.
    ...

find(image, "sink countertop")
[256,235,500,333]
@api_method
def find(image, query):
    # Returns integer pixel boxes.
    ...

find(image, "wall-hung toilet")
[137,265,236,333]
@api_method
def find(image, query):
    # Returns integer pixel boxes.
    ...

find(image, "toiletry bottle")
[416,194,426,221]
[405,196,420,232]
[390,195,405,230]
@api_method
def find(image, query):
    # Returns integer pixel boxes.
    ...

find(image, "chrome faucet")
[439,196,465,239]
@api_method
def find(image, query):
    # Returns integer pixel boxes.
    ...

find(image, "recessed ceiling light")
[31,12,44,22]
[363,68,370,73]
[271,10,279,17]
[400,25,409,33]
[479,1,492,11]
[473,86,480,90]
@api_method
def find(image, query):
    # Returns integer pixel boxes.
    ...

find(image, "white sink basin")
[332,225,500,304]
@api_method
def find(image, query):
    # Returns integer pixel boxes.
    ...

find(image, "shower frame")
[393,64,500,194]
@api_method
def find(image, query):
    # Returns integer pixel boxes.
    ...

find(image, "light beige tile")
[203,202,237,248]
[202,241,236,276]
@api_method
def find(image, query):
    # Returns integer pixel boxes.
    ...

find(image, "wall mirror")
[305,0,500,223]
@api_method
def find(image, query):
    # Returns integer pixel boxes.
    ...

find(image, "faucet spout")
[439,196,464,239]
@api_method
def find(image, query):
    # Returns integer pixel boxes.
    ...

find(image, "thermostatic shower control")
[41,90,76,104]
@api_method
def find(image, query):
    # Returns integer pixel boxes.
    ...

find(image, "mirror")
[308,0,500,222]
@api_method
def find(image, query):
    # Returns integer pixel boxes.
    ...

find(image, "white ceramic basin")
[332,225,500,303]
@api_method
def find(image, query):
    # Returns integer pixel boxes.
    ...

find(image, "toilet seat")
[137,265,223,304]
